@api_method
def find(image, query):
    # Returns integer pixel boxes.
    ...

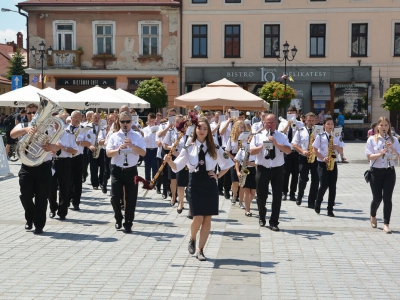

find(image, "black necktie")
[308,128,312,135]
[268,131,276,160]
[198,144,206,171]
[56,148,61,156]
[288,126,293,142]
[93,125,96,134]
[217,128,222,146]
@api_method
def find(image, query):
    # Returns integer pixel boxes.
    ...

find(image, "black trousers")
[316,161,338,212]
[18,161,52,229]
[297,155,319,206]
[156,157,170,195]
[223,169,232,196]
[369,167,396,224]
[256,165,284,226]
[88,148,105,188]
[283,151,299,196]
[70,154,83,207]
[144,148,158,181]
[103,155,112,188]
[110,165,138,224]
[82,147,89,180]
[48,158,72,217]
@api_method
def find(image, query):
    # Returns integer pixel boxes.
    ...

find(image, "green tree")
[258,81,296,109]
[134,77,168,109]
[382,84,400,111]
[6,47,28,86]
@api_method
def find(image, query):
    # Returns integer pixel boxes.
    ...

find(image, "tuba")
[17,93,64,167]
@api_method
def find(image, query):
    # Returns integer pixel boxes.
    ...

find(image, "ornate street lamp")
[30,41,53,89]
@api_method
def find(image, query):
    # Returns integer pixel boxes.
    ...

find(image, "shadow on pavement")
[135,209,167,215]
[40,231,118,242]
[55,218,110,226]
[211,231,261,241]
[133,230,185,241]
[283,229,334,240]
[210,258,278,274]
[135,219,177,227]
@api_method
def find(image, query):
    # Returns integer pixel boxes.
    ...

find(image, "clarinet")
[123,126,129,167]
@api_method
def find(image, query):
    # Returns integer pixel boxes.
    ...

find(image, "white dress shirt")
[106,129,146,167]
[250,130,292,168]
[55,130,79,158]
[220,120,233,148]
[86,124,106,145]
[156,122,168,159]
[225,137,239,154]
[312,132,345,162]
[142,125,158,149]
[163,129,188,153]
[292,126,313,156]
[172,140,234,173]
[251,121,263,133]
[67,124,89,155]
[234,148,256,167]
[210,121,220,145]
[365,135,400,168]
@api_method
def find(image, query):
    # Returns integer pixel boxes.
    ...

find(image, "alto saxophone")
[307,127,316,163]
[326,131,337,171]
[239,148,250,188]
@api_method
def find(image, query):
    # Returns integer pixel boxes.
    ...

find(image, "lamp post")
[30,41,53,89]
[275,41,298,116]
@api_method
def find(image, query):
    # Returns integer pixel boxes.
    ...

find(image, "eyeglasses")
[120,120,131,124]
[27,111,37,115]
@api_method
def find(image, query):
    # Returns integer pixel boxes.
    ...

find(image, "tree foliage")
[258,81,296,109]
[382,84,400,111]
[134,77,168,109]
[6,47,28,86]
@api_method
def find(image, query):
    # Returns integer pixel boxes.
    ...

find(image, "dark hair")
[148,112,156,119]
[25,103,38,110]
[323,117,334,125]
[288,106,297,112]
[239,111,245,116]
[191,117,217,159]
[20,109,26,113]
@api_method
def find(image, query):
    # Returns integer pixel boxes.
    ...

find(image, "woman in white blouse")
[365,117,400,233]
[164,117,234,261]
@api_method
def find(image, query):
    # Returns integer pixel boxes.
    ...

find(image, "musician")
[225,120,245,204]
[81,110,94,183]
[279,106,304,201]
[292,112,319,208]
[251,110,269,134]
[220,107,236,199]
[48,117,79,220]
[235,134,257,216]
[210,111,224,195]
[250,114,292,231]
[69,111,91,210]
[87,113,106,190]
[164,117,234,261]
[106,111,146,233]
[142,113,159,182]
[312,117,344,217]
[156,119,170,196]
[10,103,57,234]
[365,117,400,234]
[102,113,116,194]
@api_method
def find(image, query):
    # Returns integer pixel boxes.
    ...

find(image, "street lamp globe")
[274,48,281,57]
[30,46,36,56]
[47,46,53,56]
[291,46,298,58]
[39,41,45,51]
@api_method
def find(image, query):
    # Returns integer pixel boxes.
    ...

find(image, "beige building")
[181,0,400,132]
[18,0,180,108]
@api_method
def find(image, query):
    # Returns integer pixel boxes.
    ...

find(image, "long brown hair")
[230,120,245,142]
[374,116,394,143]
[191,117,217,159]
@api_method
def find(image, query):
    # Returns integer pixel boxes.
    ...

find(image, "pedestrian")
[318,110,325,125]
[368,122,377,137]
[142,113,159,183]
[164,117,234,261]
[252,111,260,125]
[87,113,106,190]
[365,117,400,234]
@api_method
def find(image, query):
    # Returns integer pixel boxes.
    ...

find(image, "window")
[138,21,161,56]
[96,25,113,54]
[351,23,368,57]
[192,0,207,3]
[53,20,76,50]
[264,25,279,57]
[225,25,240,58]
[310,24,326,57]
[395,23,400,56]
[192,25,208,58]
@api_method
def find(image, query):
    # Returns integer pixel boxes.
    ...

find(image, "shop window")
[351,24,368,57]
[225,25,240,58]
[310,24,326,57]
[192,25,208,58]
[264,25,280,58]
[394,23,400,56]
[334,83,369,122]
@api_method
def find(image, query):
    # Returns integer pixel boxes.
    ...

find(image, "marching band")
[10,100,400,260]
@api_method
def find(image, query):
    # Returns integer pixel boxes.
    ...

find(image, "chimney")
[17,32,23,49]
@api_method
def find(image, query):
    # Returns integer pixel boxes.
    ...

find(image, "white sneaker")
[239,203,245,209]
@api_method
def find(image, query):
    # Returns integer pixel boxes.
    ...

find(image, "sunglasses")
[120,120,131,124]
[27,111,37,115]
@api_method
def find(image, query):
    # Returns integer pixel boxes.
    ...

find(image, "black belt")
[258,165,283,170]
[53,157,71,160]
[112,165,137,172]
[146,148,157,150]
[372,166,394,170]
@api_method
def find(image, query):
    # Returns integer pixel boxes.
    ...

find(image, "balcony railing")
[47,50,84,68]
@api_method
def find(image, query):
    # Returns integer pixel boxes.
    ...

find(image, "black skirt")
[243,167,256,189]
[186,169,219,216]
[167,154,177,180]
[230,166,239,182]
[177,167,189,187]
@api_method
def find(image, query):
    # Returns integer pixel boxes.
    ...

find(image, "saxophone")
[92,119,106,159]
[307,127,316,163]
[239,148,250,187]
[326,131,337,171]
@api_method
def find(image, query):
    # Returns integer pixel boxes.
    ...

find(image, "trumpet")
[123,126,129,167]
[291,121,297,130]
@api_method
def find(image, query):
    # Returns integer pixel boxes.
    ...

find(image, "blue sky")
[0,0,27,48]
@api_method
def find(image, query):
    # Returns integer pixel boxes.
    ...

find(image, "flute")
[123,126,129,167]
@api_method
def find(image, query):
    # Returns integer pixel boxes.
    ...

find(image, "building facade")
[181,0,400,130]
[18,0,180,108]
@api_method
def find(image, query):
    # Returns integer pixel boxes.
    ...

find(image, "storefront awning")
[312,83,331,101]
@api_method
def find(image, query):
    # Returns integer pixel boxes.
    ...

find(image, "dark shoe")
[123,221,132,233]
[34,228,43,234]
[187,215,193,220]
[259,219,266,227]
[59,216,66,220]
[308,204,315,209]
[49,211,56,218]
[168,192,173,197]
[296,199,302,206]
[99,184,103,189]
[93,186,99,190]
[268,190,272,195]
[73,205,80,211]
[282,194,287,200]
[196,249,206,261]
[170,199,176,206]
[315,206,320,214]
[162,194,167,199]
[245,212,252,217]
[124,227,132,233]
[289,195,296,201]
[177,207,183,214]
[219,191,224,196]
[327,211,335,217]
[115,220,122,230]
[102,187,107,194]
[269,225,280,232]
[224,193,230,200]
[188,238,196,254]
[25,221,33,230]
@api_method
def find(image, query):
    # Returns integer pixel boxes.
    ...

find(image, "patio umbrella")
[0,85,42,107]
[106,88,150,109]
[174,78,270,111]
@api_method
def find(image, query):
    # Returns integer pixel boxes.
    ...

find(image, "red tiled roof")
[18,0,180,6]
[0,76,11,85]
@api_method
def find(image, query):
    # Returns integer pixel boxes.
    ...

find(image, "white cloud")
[0,28,27,48]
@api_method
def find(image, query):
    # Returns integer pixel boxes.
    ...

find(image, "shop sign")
[56,78,116,87]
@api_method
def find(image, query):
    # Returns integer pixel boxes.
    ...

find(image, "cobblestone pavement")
[0,142,400,299]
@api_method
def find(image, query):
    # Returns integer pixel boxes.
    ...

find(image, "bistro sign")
[56,78,116,87]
